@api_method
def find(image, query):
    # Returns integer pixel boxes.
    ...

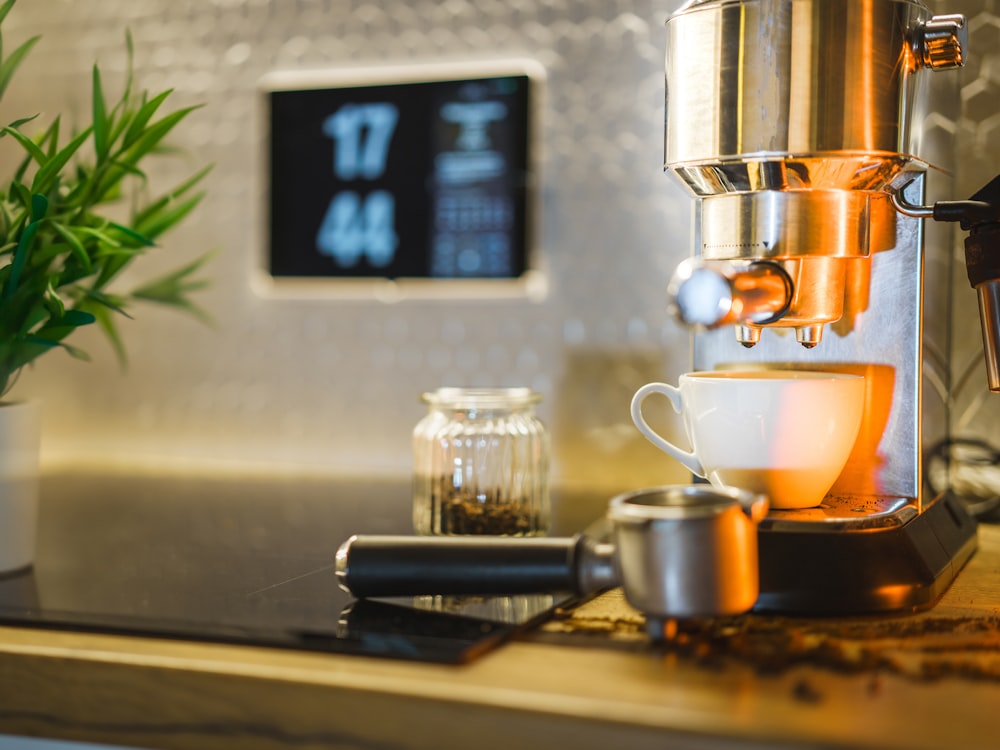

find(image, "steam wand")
[892,175,1000,392]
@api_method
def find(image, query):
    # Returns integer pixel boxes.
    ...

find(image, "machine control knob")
[916,14,967,70]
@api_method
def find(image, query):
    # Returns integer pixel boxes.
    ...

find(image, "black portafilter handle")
[334,534,618,598]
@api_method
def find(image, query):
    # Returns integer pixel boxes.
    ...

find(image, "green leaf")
[134,191,204,240]
[168,164,212,201]
[0,0,19,27]
[122,89,172,148]
[23,334,91,362]
[4,206,27,239]
[93,247,142,261]
[106,221,154,248]
[31,125,92,194]
[49,221,92,271]
[84,299,127,366]
[59,309,97,327]
[30,192,46,221]
[76,225,123,248]
[130,193,170,228]
[3,218,38,299]
[59,262,94,287]
[39,115,58,157]
[33,310,97,344]
[17,298,49,334]
[28,115,61,161]
[92,65,109,161]
[30,240,78,267]
[107,107,131,148]
[62,341,92,361]
[1,124,46,165]
[11,149,31,184]
[122,28,135,105]
[44,278,65,319]
[5,338,59,372]
[0,34,39,100]
[120,105,201,166]
[109,158,146,180]
[0,9,212,378]
[79,287,132,318]
[93,253,132,289]
[10,179,30,209]
[16,336,57,355]
[6,113,39,130]
[130,251,213,322]
[88,158,146,203]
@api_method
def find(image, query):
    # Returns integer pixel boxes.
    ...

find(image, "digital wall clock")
[262,61,540,288]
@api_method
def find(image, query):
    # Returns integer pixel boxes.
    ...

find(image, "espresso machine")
[662,0,1000,613]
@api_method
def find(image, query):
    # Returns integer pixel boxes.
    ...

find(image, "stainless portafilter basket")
[336,485,769,635]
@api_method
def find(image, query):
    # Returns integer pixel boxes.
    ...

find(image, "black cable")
[924,437,1000,521]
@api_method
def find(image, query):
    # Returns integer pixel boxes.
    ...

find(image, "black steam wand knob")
[894,175,1000,392]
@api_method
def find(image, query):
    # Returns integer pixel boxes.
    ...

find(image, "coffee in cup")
[630,370,865,509]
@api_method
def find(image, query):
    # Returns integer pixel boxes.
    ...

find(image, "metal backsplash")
[4,0,997,492]
[949,0,1000,445]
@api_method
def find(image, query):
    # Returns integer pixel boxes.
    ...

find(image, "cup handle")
[630,382,706,478]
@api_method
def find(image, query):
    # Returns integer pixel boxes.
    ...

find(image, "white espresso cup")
[630,370,866,510]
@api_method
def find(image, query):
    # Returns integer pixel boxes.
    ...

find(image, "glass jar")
[413,387,550,536]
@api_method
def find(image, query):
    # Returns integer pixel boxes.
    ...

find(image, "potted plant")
[0,0,211,574]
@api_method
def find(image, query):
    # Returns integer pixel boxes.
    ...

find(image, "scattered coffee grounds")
[791,677,824,704]
[430,477,542,535]
[541,590,1000,685]
[651,614,1000,683]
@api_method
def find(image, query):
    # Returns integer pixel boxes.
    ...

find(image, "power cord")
[925,437,1000,521]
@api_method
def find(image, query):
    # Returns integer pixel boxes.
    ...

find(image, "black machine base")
[754,492,978,614]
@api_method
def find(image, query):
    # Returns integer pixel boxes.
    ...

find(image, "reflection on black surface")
[412,593,558,624]
[334,599,535,661]
[0,472,607,664]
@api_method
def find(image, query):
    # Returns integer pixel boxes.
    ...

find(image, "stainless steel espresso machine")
[663,0,1000,613]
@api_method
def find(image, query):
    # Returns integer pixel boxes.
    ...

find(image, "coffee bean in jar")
[412,387,550,536]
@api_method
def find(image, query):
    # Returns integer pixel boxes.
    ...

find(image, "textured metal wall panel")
[3,0,995,493]
[948,1,1000,448]
[2,0,693,488]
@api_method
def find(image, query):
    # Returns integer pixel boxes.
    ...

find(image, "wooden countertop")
[2,524,1000,750]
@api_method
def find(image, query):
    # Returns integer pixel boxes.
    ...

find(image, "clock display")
[267,68,533,281]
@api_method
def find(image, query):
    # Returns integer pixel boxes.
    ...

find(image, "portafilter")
[336,485,769,633]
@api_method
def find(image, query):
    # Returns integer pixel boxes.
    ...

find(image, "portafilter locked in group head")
[663,0,1000,381]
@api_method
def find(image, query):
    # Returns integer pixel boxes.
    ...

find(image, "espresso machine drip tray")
[762,494,920,531]
[755,493,977,614]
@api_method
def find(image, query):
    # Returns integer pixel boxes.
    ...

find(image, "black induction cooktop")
[0,471,608,663]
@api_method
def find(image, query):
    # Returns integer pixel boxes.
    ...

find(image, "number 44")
[316,190,398,268]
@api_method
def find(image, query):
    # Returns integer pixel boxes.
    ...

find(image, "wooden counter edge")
[0,623,798,750]
[3,524,1000,750]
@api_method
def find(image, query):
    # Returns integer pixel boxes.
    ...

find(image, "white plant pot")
[0,400,41,575]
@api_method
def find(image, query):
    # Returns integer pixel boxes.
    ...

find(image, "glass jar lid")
[420,387,541,411]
